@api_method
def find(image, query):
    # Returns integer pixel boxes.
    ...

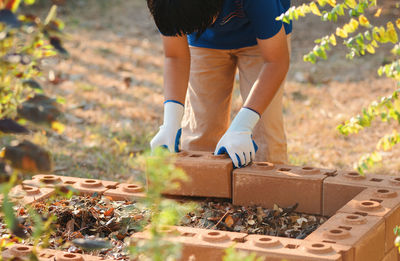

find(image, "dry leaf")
[225,215,235,228]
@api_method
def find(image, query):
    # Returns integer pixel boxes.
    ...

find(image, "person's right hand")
[150,100,184,153]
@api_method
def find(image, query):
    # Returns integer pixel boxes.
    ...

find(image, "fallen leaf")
[225,215,235,228]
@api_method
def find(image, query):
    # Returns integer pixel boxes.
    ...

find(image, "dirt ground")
[17,0,400,180]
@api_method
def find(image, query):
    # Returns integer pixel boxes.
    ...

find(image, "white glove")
[214,107,260,168]
[150,100,184,153]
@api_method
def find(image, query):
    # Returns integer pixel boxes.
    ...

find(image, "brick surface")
[23,175,119,196]
[2,244,114,261]
[163,151,233,198]
[131,226,247,261]
[236,235,353,261]
[233,162,336,214]
[337,188,400,253]
[8,185,55,204]
[104,183,146,201]
[381,247,400,261]
[323,171,400,216]
[305,213,385,261]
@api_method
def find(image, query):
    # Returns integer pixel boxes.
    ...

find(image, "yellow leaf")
[371,40,379,48]
[310,2,322,16]
[366,44,375,54]
[349,18,359,32]
[387,22,399,43]
[51,121,65,134]
[327,0,336,7]
[374,8,382,17]
[345,0,357,8]
[336,28,348,38]
[396,19,400,30]
[359,15,370,27]
[329,34,337,46]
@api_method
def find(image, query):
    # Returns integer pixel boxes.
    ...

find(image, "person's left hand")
[214,107,260,168]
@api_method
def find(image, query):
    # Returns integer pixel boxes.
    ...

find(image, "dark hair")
[147,0,225,37]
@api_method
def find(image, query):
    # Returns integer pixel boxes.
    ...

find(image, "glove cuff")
[163,100,184,128]
[229,107,260,132]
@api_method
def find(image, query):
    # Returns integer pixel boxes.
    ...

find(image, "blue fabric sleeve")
[244,0,291,39]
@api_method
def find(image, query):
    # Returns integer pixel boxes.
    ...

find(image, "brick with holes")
[163,151,234,198]
[7,185,55,205]
[305,212,385,261]
[2,244,115,261]
[104,182,146,201]
[337,187,400,253]
[233,162,336,214]
[236,235,353,261]
[323,171,400,216]
[131,226,247,261]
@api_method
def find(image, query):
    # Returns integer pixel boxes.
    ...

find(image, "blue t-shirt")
[188,0,292,50]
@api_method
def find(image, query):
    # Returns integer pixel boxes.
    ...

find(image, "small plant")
[0,0,68,258]
[278,0,400,174]
[130,148,196,261]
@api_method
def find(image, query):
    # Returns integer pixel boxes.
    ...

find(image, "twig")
[209,209,231,230]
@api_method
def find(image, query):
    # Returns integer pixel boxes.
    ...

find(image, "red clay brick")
[233,162,336,214]
[305,213,385,261]
[26,175,119,190]
[236,235,353,261]
[104,183,146,201]
[71,179,109,196]
[337,188,400,253]
[163,151,233,198]
[323,171,400,216]
[8,185,55,204]
[131,226,247,261]
[2,244,33,259]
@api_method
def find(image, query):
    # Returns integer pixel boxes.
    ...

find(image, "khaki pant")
[182,37,291,164]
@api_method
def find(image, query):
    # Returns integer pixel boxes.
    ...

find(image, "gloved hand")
[150,100,184,153]
[214,107,260,168]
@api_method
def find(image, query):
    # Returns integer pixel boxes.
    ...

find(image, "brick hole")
[23,187,34,191]
[106,185,117,189]
[302,167,314,170]
[347,172,360,176]
[255,162,273,167]
[181,232,196,237]
[394,178,400,182]
[189,154,202,158]
[259,237,272,242]
[208,231,220,236]
[43,175,55,179]
[353,211,368,216]
[338,226,352,231]
[370,198,383,203]
[64,181,75,184]
[63,254,78,258]
[370,178,383,182]
[361,201,376,206]
[377,189,390,194]
[322,240,336,244]
[16,246,29,251]
[329,229,344,234]
[346,215,361,220]
[84,180,96,183]
[279,168,291,172]
[285,244,299,249]
[311,243,325,248]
